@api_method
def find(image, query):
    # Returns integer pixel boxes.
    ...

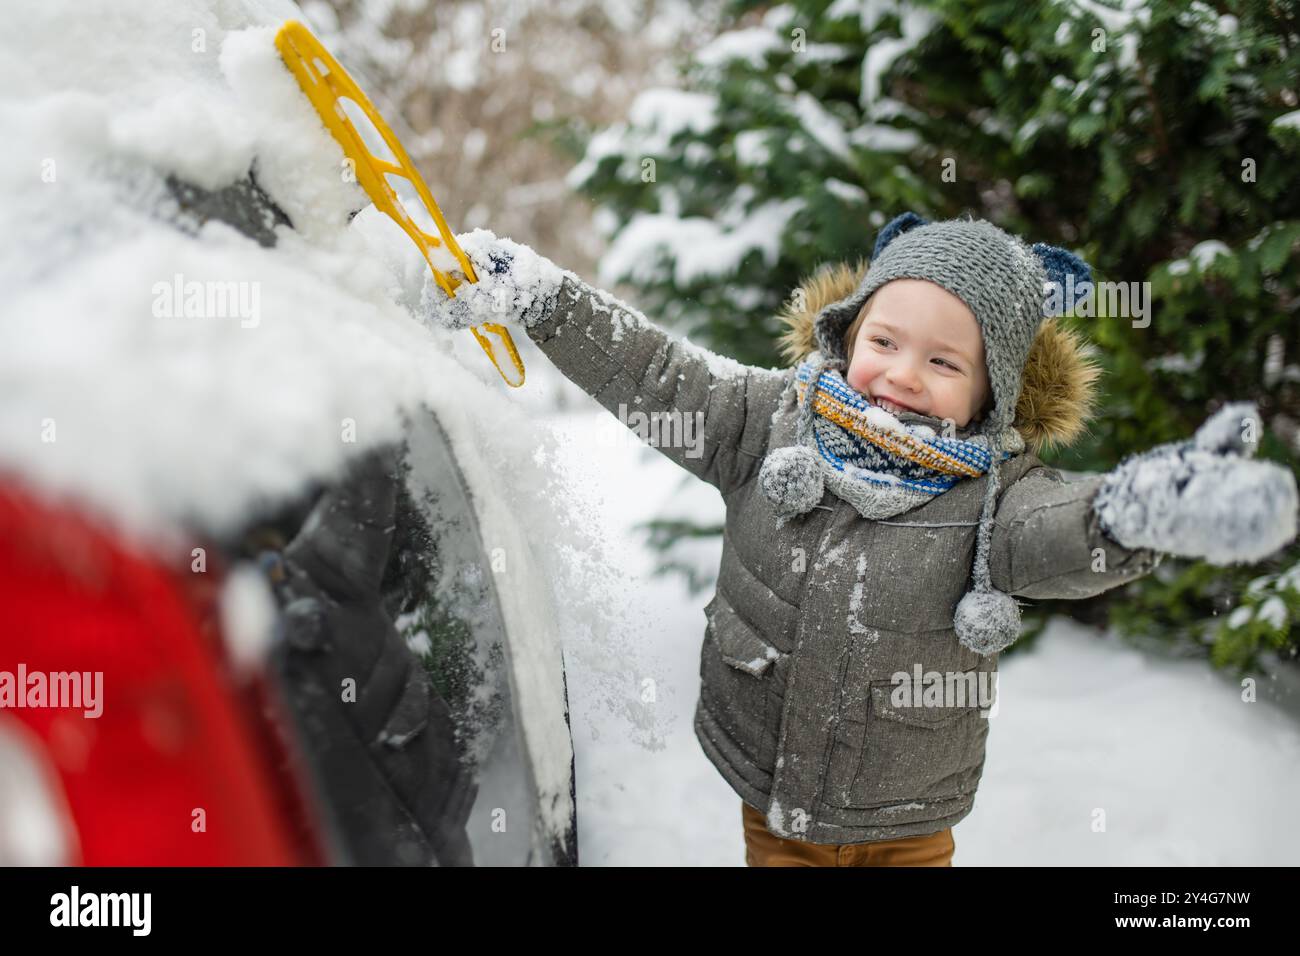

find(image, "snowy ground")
[539,396,1300,866]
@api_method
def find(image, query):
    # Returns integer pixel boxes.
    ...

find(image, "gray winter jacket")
[523,274,1161,844]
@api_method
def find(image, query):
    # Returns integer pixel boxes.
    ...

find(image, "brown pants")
[742,801,955,866]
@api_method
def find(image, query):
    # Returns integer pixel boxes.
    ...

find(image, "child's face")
[845,279,991,428]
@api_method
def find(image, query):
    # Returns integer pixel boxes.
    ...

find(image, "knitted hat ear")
[1032,242,1093,316]
[872,211,930,261]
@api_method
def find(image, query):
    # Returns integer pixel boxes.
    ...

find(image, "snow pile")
[0,0,427,540]
[0,0,577,555]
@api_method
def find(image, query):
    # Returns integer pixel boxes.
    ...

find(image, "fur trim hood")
[774,259,1102,457]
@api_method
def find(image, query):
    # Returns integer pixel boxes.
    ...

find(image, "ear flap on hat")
[1032,242,1094,316]
[872,211,929,261]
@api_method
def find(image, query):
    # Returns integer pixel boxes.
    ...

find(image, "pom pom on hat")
[872,211,930,260]
[1032,242,1093,316]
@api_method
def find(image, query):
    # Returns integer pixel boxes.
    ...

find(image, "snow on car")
[0,0,590,865]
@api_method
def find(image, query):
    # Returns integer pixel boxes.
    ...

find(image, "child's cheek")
[845,356,871,395]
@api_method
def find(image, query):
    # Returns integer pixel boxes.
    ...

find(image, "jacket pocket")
[823,678,990,810]
[708,595,783,676]
[698,594,787,769]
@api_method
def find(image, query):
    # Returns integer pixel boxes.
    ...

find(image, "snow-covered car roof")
[0,2,526,545]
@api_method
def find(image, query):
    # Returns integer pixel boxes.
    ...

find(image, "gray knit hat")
[779,211,1094,656]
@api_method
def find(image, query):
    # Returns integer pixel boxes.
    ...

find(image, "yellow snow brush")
[275,19,525,388]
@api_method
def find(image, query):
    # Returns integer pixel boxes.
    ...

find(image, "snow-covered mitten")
[1092,401,1299,565]
[416,228,565,332]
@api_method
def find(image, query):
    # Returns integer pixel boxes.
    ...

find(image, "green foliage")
[562,0,1300,669]
[1108,558,1300,673]
[397,598,507,763]
[1212,561,1300,670]
[634,516,727,595]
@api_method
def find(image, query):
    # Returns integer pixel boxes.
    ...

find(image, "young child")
[418,212,1299,866]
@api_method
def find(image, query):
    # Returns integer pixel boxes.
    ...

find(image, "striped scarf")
[791,354,1012,519]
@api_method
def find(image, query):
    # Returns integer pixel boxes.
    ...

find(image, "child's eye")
[933,358,959,371]
[870,336,892,348]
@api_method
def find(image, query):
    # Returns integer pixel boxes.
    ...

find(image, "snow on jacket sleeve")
[987,464,1164,600]
[523,273,789,497]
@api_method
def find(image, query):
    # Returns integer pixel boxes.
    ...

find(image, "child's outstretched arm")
[988,402,1299,600]
[420,229,789,497]
[987,468,1163,601]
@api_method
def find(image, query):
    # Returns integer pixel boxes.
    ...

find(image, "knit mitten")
[1092,402,1299,565]
[417,228,565,332]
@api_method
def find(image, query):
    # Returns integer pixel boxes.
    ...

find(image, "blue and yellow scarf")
[776,354,1014,519]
